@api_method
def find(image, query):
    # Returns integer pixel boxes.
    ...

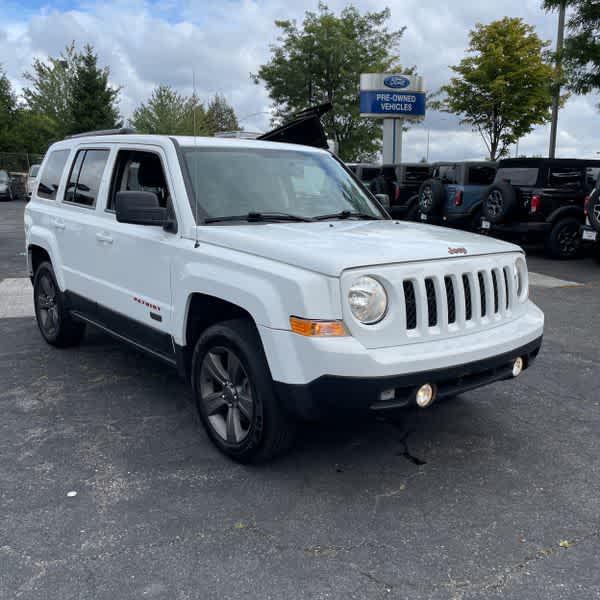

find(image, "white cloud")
[0,0,598,159]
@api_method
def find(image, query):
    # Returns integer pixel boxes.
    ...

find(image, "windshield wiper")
[204,211,313,224]
[313,210,381,221]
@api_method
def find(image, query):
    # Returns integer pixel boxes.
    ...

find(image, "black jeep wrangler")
[369,163,432,219]
[480,158,600,259]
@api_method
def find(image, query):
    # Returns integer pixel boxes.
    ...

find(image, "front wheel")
[192,319,296,463]
[33,262,85,347]
[545,217,582,259]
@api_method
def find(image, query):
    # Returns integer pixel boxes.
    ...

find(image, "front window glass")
[29,165,40,177]
[496,168,539,186]
[182,148,385,222]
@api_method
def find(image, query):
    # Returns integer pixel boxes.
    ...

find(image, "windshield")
[29,165,40,177]
[182,147,385,223]
[496,167,539,186]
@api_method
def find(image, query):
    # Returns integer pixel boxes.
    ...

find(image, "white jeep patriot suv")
[24,115,544,462]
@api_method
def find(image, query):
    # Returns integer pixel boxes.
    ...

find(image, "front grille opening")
[445,276,456,324]
[425,278,437,327]
[492,270,499,313]
[503,267,510,309]
[403,280,417,330]
[462,274,472,321]
[478,272,487,317]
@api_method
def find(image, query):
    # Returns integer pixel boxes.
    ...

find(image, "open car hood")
[258,103,332,149]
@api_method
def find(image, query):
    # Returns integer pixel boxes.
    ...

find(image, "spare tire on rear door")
[418,179,445,215]
[588,192,600,232]
[482,182,517,224]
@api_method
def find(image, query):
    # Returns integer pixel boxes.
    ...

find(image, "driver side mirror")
[115,191,167,226]
[375,193,390,210]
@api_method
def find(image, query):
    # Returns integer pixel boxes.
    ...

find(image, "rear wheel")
[418,179,444,215]
[33,262,85,347]
[545,217,582,259]
[482,182,517,224]
[192,318,296,463]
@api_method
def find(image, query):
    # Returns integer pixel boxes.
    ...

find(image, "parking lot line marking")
[528,272,583,289]
[0,277,34,318]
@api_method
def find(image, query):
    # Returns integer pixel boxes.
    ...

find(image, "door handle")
[96,232,114,244]
[53,218,66,230]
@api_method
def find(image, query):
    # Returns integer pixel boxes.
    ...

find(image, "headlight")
[348,276,388,324]
[514,256,528,301]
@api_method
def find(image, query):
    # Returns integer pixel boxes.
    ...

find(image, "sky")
[1,0,599,162]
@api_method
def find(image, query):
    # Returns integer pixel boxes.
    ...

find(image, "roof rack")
[67,127,136,139]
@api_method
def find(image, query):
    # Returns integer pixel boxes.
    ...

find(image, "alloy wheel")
[487,190,503,218]
[199,347,254,444]
[557,223,580,257]
[420,186,433,211]
[36,273,59,337]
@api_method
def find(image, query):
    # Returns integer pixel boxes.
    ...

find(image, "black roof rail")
[67,127,136,139]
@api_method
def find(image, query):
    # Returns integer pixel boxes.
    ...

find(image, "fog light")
[416,384,436,408]
[512,357,524,377]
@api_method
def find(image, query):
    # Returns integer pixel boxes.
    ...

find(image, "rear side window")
[496,168,539,186]
[468,166,496,185]
[64,149,109,207]
[548,168,583,190]
[382,166,396,179]
[435,165,456,183]
[361,167,380,181]
[404,167,431,183]
[37,150,69,200]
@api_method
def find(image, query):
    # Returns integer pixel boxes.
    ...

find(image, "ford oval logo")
[384,75,410,89]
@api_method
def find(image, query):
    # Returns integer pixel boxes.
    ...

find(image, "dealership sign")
[359,73,426,119]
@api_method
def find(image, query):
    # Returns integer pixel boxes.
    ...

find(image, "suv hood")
[197,221,521,277]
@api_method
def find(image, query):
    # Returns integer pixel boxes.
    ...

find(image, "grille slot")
[478,272,487,317]
[445,276,456,324]
[503,267,511,309]
[492,270,499,313]
[425,278,437,327]
[463,275,472,321]
[403,281,417,330]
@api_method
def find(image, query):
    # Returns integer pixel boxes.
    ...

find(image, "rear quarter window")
[361,168,380,181]
[495,168,539,186]
[547,168,583,190]
[37,150,70,200]
[468,166,496,185]
[404,167,431,183]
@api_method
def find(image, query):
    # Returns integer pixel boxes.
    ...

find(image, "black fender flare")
[546,205,585,225]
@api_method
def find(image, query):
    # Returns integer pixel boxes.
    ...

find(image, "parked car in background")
[581,172,600,247]
[346,163,381,189]
[27,164,41,199]
[370,163,432,219]
[0,170,15,201]
[417,161,497,229]
[479,158,600,259]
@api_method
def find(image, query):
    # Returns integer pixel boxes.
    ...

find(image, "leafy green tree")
[22,43,80,140]
[253,3,407,161]
[205,94,240,134]
[434,18,555,160]
[68,45,120,135]
[131,85,207,135]
[0,66,18,151]
[544,0,600,97]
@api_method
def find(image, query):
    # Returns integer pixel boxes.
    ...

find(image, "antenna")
[193,70,200,248]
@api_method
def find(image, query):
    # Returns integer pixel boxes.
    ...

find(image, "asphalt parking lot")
[1,199,600,600]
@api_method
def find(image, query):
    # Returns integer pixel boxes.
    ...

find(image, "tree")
[253,3,407,161]
[0,66,18,150]
[130,85,207,135]
[544,0,600,97]
[22,43,80,140]
[205,94,240,134]
[434,18,555,160]
[68,45,120,135]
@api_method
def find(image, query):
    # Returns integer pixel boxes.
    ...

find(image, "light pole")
[548,0,566,159]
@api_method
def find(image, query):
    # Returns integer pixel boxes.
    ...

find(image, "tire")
[482,182,517,224]
[191,318,296,463]
[469,206,483,232]
[33,262,86,347]
[545,217,582,260]
[418,179,445,215]
[588,192,600,232]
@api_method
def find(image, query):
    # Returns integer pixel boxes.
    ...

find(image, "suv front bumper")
[260,301,544,419]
